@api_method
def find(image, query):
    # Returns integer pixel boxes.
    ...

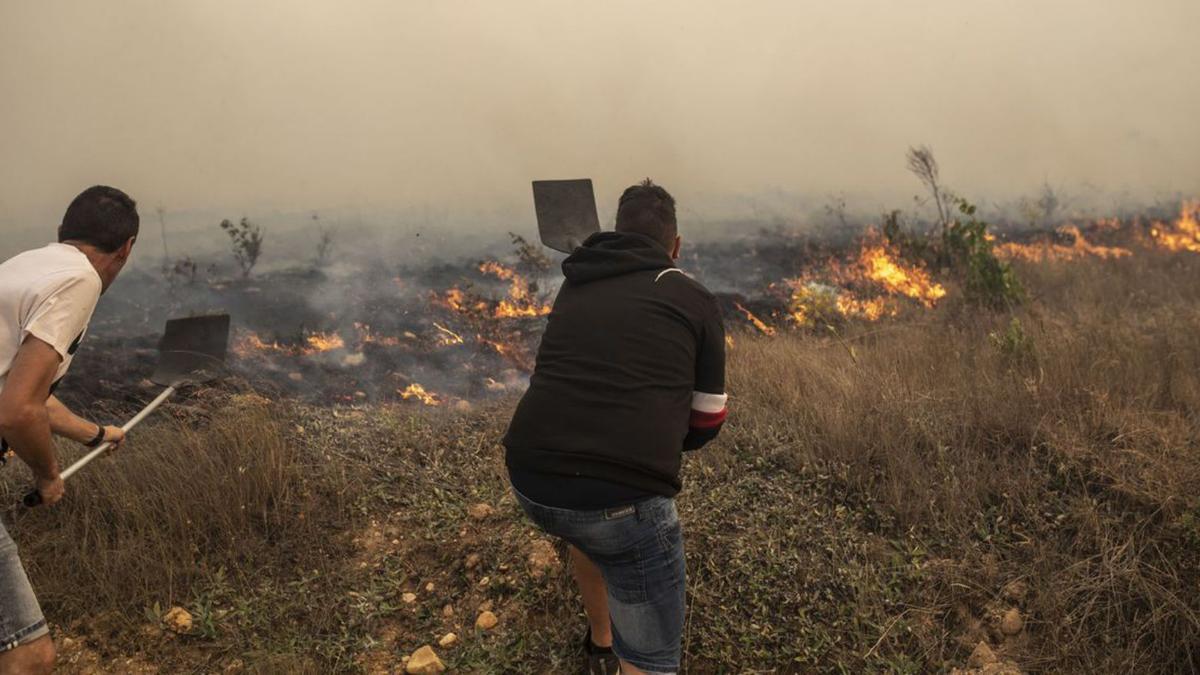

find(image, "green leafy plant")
[989,316,1035,364]
[943,199,1024,308]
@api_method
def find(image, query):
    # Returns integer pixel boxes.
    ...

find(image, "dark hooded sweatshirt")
[504,231,728,506]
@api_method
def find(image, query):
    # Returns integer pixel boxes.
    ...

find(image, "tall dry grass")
[0,395,348,645]
[725,253,1200,672]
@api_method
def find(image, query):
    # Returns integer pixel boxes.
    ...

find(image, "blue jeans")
[0,519,48,652]
[513,489,686,674]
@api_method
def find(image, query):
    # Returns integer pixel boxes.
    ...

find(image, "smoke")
[1,0,1198,247]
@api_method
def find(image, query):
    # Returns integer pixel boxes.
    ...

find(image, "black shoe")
[583,627,620,675]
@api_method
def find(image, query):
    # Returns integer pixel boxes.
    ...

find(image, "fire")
[232,331,288,357]
[305,332,345,352]
[1150,201,1200,253]
[436,261,550,320]
[355,323,401,347]
[495,300,551,318]
[399,383,442,406]
[858,246,946,307]
[233,330,347,358]
[995,225,1132,262]
[835,295,892,322]
[433,322,464,346]
[438,288,488,314]
[480,260,552,318]
[734,303,776,336]
[778,239,939,328]
[478,260,517,280]
[786,280,895,327]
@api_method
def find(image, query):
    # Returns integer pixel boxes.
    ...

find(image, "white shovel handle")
[61,386,176,480]
[23,386,176,506]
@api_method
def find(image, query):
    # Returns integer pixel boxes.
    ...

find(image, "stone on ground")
[162,606,193,634]
[968,641,997,668]
[527,538,560,579]
[438,632,458,648]
[467,503,495,520]
[1000,607,1024,635]
[404,645,445,674]
[475,610,499,630]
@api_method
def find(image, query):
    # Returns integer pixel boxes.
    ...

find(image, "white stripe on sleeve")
[691,391,728,413]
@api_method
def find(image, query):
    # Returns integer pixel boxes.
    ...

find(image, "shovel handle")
[22,386,176,507]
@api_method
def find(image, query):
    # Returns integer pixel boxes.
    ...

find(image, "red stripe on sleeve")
[689,408,727,429]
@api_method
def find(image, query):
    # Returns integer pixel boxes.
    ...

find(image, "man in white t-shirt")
[0,186,138,675]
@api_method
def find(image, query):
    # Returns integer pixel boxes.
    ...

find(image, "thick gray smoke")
[2,0,1198,258]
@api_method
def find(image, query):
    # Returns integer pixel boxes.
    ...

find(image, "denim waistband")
[513,485,671,524]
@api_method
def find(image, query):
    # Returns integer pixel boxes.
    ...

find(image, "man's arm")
[0,336,65,504]
[684,302,728,451]
[46,395,124,448]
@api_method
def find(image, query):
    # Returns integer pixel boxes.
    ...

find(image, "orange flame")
[785,280,896,326]
[1150,201,1200,253]
[433,322,464,346]
[304,332,345,352]
[355,323,401,347]
[232,331,287,357]
[995,225,1132,262]
[734,302,776,336]
[857,246,946,307]
[399,383,441,406]
[479,260,552,318]
[234,330,345,357]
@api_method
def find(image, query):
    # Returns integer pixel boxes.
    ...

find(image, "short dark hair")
[59,186,139,253]
[615,178,677,250]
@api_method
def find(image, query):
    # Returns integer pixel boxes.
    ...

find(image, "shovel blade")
[151,314,231,387]
[532,179,600,254]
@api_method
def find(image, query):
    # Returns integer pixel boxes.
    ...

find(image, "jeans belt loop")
[604,504,637,520]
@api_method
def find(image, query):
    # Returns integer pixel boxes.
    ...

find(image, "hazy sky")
[2,0,1198,226]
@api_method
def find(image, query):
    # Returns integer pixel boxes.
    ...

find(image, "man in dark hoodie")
[504,179,727,675]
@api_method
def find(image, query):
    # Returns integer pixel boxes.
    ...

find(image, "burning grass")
[725,251,1200,672]
[1,244,1198,672]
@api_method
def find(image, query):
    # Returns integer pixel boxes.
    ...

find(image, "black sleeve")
[683,299,728,451]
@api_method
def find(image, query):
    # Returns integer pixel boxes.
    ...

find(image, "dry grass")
[0,394,356,669]
[726,252,1200,672]
[1,253,1198,673]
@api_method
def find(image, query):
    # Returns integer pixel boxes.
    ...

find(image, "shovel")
[532,179,601,254]
[22,314,231,507]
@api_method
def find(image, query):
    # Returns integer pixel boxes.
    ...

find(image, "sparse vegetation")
[221,217,265,278]
[313,212,335,268]
[907,144,953,237]
[944,198,1025,308]
[1,252,1197,673]
[161,256,211,287]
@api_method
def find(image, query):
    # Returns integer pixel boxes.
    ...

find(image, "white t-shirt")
[0,243,102,394]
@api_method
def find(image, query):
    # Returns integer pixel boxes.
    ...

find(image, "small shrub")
[312,212,335,268]
[220,217,265,278]
[944,199,1024,308]
[161,256,213,287]
[314,230,335,268]
[509,232,552,275]
[989,316,1036,365]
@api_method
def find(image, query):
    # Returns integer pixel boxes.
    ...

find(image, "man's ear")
[118,236,136,260]
[671,235,682,261]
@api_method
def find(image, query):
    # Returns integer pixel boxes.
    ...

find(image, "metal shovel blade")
[151,314,231,387]
[532,179,600,254]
